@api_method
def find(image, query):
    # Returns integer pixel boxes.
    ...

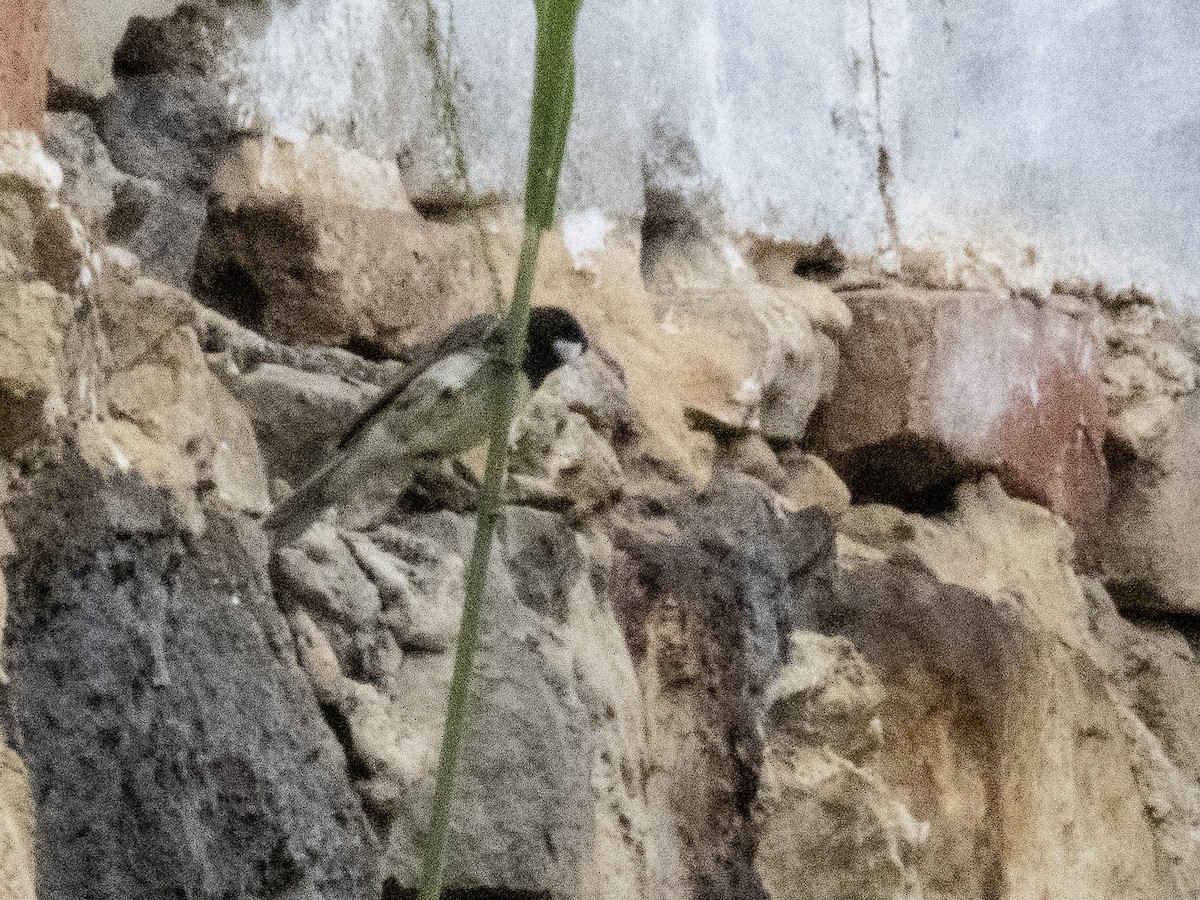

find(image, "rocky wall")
[1,5,1200,900]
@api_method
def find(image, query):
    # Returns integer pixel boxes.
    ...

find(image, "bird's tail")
[263,455,346,546]
[264,450,416,546]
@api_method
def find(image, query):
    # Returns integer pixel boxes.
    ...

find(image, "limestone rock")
[808,285,1109,558]
[755,751,925,900]
[1101,297,1200,460]
[93,270,271,522]
[193,135,494,354]
[763,632,885,763]
[1103,392,1200,615]
[777,448,852,518]
[275,510,596,897]
[221,362,376,484]
[485,218,840,482]
[0,132,62,200]
[830,481,1183,899]
[508,391,624,513]
[0,275,65,453]
[611,470,837,898]
[662,280,839,443]
[754,633,924,900]
[346,524,466,653]
[0,747,35,900]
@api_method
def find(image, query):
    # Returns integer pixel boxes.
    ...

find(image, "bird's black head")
[523,306,589,389]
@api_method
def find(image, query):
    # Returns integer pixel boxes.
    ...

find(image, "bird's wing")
[338,313,501,450]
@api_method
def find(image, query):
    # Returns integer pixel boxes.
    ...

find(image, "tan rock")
[830,480,1180,899]
[0,747,35,900]
[0,275,64,453]
[755,634,923,900]
[508,391,623,513]
[1103,392,1200,615]
[0,134,60,197]
[210,134,416,215]
[559,532,691,900]
[91,270,270,522]
[764,632,886,762]
[96,274,195,370]
[485,217,840,483]
[194,134,494,354]
[346,525,465,653]
[755,750,926,900]
[777,449,851,518]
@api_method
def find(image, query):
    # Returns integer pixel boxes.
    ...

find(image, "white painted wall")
[55,0,1200,306]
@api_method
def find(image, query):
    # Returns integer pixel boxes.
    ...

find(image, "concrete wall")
[44,0,1200,307]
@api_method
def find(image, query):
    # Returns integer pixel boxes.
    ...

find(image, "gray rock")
[221,362,377,483]
[610,468,837,899]
[272,509,596,897]
[42,111,138,231]
[93,7,234,285]
[3,457,379,900]
[99,72,231,284]
[501,506,586,624]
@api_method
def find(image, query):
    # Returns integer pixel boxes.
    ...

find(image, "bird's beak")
[553,338,586,366]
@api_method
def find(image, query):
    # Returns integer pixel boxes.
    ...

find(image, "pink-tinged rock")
[807,287,1108,560]
[0,0,48,133]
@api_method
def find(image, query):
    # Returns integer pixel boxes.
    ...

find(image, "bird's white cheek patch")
[554,339,585,365]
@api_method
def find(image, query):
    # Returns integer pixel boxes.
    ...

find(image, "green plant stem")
[416,223,543,900]
[417,1,582,894]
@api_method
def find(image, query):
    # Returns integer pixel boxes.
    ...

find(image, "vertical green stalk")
[416,2,584,898]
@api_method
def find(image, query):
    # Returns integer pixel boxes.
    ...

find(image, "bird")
[264,306,589,545]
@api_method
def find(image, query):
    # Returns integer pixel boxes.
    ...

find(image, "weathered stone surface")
[808,285,1108,556]
[611,470,836,899]
[0,275,64,453]
[274,511,596,898]
[3,459,379,900]
[1097,292,1200,460]
[0,0,48,133]
[760,635,912,900]
[776,447,852,518]
[762,632,886,764]
[43,111,157,236]
[96,6,233,284]
[1102,392,1200,615]
[829,480,1185,899]
[486,218,843,482]
[0,132,80,294]
[193,135,494,354]
[508,390,624,514]
[0,513,32,900]
[0,746,35,900]
[221,362,376,484]
[90,270,271,524]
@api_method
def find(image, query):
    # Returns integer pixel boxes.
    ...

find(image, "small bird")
[264,306,589,545]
